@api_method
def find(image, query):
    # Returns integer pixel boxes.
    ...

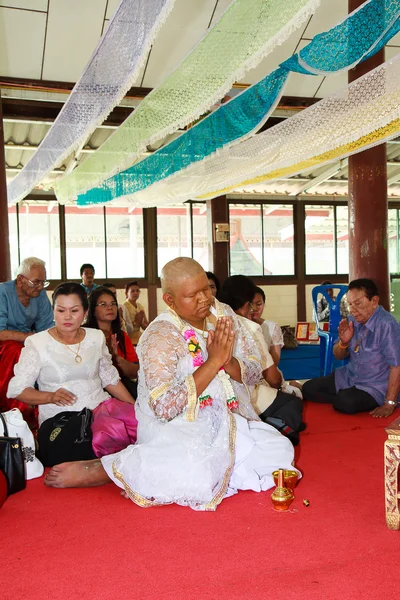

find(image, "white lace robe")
[7,328,120,425]
[102,301,297,510]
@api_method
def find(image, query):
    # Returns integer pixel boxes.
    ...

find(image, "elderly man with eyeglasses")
[0,257,54,428]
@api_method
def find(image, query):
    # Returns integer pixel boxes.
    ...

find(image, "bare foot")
[44,459,111,488]
[120,490,130,499]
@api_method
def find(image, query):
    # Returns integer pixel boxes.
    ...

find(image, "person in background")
[317,280,349,323]
[103,282,134,337]
[251,286,284,366]
[302,278,400,418]
[86,287,139,399]
[219,275,304,445]
[124,281,149,345]
[205,271,220,298]
[7,282,137,461]
[0,257,54,428]
[80,263,99,296]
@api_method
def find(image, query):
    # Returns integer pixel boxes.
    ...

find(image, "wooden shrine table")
[385,415,400,530]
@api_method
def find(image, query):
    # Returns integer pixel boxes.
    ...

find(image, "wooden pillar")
[206,195,229,284]
[294,200,306,321]
[348,0,389,308]
[0,94,11,282]
[143,207,158,321]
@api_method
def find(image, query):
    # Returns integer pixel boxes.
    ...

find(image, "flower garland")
[183,327,238,411]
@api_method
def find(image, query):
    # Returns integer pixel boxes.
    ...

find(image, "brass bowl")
[272,469,299,490]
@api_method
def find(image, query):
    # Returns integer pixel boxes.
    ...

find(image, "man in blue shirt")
[302,278,400,418]
[80,263,99,295]
[0,257,54,427]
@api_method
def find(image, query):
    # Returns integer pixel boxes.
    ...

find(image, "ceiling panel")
[0,0,47,10]
[209,0,234,25]
[105,0,120,20]
[303,0,347,38]
[0,7,46,78]
[141,0,219,88]
[315,70,347,98]
[42,0,107,82]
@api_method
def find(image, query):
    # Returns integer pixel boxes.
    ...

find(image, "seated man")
[44,258,298,510]
[303,278,400,418]
[80,263,99,296]
[0,257,54,427]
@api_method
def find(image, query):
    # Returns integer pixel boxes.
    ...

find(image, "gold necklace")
[54,328,83,363]
[354,328,369,353]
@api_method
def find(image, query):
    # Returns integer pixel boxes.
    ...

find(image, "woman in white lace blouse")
[7,282,136,460]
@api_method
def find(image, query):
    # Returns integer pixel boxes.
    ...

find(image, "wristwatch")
[384,399,398,406]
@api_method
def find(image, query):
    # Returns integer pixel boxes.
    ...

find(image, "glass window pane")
[229,204,263,275]
[105,207,144,278]
[65,207,106,279]
[336,206,349,274]
[388,208,399,274]
[192,203,209,271]
[305,205,335,275]
[157,205,192,275]
[8,206,18,277]
[263,204,294,275]
[18,204,61,279]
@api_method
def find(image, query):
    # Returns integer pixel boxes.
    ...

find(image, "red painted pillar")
[0,95,11,282]
[348,0,389,309]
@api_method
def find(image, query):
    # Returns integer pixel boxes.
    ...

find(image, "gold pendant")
[354,344,359,353]
[75,355,83,364]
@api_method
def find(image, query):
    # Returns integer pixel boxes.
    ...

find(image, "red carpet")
[2,403,399,600]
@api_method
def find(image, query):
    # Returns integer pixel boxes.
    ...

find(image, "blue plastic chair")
[311,284,349,377]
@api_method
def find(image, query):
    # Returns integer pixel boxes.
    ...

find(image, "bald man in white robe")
[45,258,298,510]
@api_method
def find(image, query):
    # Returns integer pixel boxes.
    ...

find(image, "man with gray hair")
[0,257,54,427]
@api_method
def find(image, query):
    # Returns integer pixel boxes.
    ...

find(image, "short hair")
[80,263,95,276]
[205,271,221,295]
[219,275,257,311]
[348,278,379,300]
[161,258,204,294]
[125,281,138,294]
[254,286,265,303]
[52,282,89,312]
[17,257,46,276]
[103,282,116,290]
[321,280,333,286]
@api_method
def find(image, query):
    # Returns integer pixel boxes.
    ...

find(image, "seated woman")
[86,286,139,399]
[123,281,149,345]
[205,271,220,298]
[251,286,284,366]
[219,275,304,445]
[7,282,138,464]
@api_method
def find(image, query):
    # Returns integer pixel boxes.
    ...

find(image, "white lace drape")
[54,0,320,203]
[7,0,175,205]
[122,51,400,205]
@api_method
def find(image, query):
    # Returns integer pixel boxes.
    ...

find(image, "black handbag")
[37,408,96,467]
[0,412,26,496]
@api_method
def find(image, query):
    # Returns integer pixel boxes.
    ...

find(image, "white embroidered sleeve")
[140,321,196,421]
[224,305,262,387]
[7,337,41,398]
[99,336,120,387]
[271,322,284,348]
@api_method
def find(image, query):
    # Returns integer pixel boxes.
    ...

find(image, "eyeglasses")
[96,301,118,308]
[21,275,50,288]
